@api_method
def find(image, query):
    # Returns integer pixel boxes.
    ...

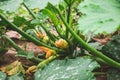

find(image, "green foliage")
[102,34,120,62]
[31,12,48,24]
[0,35,9,56]
[107,68,120,80]
[13,16,27,27]
[0,71,24,80]
[24,0,63,9]
[13,16,35,31]
[77,0,120,35]
[34,57,100,80]
[0,71,6,80]
[17,51,34,59]
[1,0,120,79]
[7,72,24,80]
[0,0,23,12]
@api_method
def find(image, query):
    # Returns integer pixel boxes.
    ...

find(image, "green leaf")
[34,57,100,80]
[17,50,27,58]
[0,0,23,12]
[0,20,7,26]
[7,72,24,80]
[0,9,2,13]
[42,9,59,26]
[31,19,41,25]
[31,12,47,24]
[64,0,75,5]
[89,42,102,50]
[0,71,6,80]
[17,50,35,59]
[102,34,120,62]
[13,16,27,27]
[24,0,63,9]
[27,51,34,59]
[77,0,120,35]
[107,68,120,80]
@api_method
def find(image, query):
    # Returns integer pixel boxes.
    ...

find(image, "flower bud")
[55,39,68,49]
[46,50,56,58]
[42,36,49,43]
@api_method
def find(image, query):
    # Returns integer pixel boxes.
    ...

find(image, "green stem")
[3,35,22,51]
[55,6,120,69]
[94,57,109,66]
[40,24,56,41]
[23,2,36,19]
[29,57,43,63]
[54,26,64,38]
[0,13,61,52]
[66,4,71,38]
[37,55,58,69]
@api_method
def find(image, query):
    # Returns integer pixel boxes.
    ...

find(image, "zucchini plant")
[0,0,120,80]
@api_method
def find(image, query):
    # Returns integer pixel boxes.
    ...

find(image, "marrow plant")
[0,0,120,79]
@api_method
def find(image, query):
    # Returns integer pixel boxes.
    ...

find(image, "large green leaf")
[13,16,27,27]
[0,0,23,12]
[24,0,63,9]
[0,71,6,80]
[102,34,120,62]
[34,57,100,80]
[107,68,120,80]
[7,72,24,80]
[77,0,120,35]
[0,71,24,80]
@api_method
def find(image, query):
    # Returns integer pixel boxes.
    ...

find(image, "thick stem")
[66,4,71,38]
[56,7,120,69]
[0,13,61,52]
[3,35,22,51]
[37,55,58,69]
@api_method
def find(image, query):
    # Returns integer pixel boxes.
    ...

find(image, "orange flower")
[34,30,44,38]
[55,39,68,49]
[39,46,56,58]
[46,50,56,59]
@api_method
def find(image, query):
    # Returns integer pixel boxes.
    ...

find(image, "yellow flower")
[42,36,49,43]
[46,50,56,59]
[55,39,68,49]
[39,46,56,58]
[34,30,44,38]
